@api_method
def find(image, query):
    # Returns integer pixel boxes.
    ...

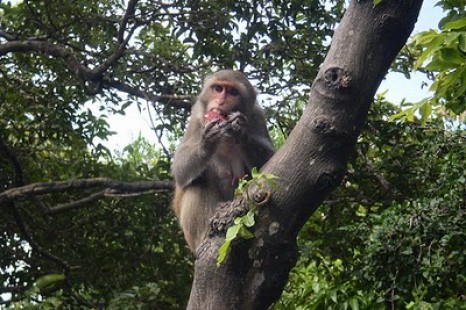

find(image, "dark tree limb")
[0,178,174,205]
[91,0,139,79]
[0,40,96,81]
[0,0,192,108]
[188,1,424,309]
[11,204,71,271]
[0,40,193,108]
[0,136,24,186]
[102,79,193,110]
[357,148,394,195]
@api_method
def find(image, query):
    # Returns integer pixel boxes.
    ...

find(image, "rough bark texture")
[188,0,424,309]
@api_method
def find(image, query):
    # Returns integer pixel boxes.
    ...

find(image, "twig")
[103,79,193,109]
[0,178,174,204]
[46,188,163,215]
[11,203,70,272]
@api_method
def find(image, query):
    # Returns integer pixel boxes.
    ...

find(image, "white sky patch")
[379,0,443,104]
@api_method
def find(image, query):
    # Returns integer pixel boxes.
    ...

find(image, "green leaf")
[217,240,231,266]
[330,289,338,303]
[414,35,444,69]
[238,226,254,239]
[459,34,466,53]
[443,18,466,31]
[419,99,432,124]
[388,99,432,124]
[424,41,465,71]
[349,297,359,310]
[243,209,256,227]
[35,274,65,290]
[225,224,241,241]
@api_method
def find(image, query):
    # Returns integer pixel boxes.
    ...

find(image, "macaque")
[172,70,275,254]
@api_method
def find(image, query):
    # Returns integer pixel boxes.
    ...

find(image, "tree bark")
[188,0,424,309]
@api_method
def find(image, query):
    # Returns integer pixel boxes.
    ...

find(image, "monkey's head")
[198,70,257,117]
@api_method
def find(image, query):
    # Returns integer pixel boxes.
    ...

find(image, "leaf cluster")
[391,0,466,122]
[275,97,466,308]
[217,168,278,266]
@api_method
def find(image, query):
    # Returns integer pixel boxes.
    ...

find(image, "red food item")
[204,110,226,124]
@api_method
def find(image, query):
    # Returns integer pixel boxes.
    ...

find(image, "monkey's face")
[206,81,243,116]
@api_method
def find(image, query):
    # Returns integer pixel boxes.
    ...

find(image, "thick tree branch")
[0,40,97,80]
[0,39,193,108]
[92,0,139,78]
[188,1,424,309]
[118,0,138,43]
[0,29,16,40]
[46,188,166,215]
[46,190,107,215]
[0,0,192,109]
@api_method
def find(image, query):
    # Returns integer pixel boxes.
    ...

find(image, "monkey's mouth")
[208,108,226,116]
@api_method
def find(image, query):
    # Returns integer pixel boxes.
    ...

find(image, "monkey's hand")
[203,111,247,144]
[203,118,231,144]
[226,111,247,140]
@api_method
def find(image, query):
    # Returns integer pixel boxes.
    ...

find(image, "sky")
[379,0,443,103]
[102,0,444,151]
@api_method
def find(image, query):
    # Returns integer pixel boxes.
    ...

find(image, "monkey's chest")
[212,145,248,188]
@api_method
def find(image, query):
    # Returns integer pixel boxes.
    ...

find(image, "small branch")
[11,203,70,272]
[0,29,16,41]
[46,190,106,215]
[357,148,394,195]
[0,178,174,204]
[0,136,24,186]
[118,0,138,43]
[46,188,163,215]
[92,1,139,78]
[0,40,95,80]
[103,79,193,109]
[0,285,28,294]
[147,100,174,159]
[1,1,136,86]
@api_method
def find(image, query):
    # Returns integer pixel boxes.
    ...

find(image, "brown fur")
[171,70,275,254]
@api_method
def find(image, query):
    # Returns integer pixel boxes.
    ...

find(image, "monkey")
[172,70,275,254]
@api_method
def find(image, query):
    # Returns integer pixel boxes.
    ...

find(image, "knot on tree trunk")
[209,197,249,235]
[210,186,272,235]
[324,67,352,89]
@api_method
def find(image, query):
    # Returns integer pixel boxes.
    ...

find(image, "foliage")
[1,137,193,309]
[1,0,343,307]
[1,0,465,308]
[390,0,466,122]
[275,97,466,309]
[217,168,278,266]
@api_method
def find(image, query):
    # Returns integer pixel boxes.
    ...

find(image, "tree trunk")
[188,0,424,309]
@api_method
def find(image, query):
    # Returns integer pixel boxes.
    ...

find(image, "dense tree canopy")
[0,0,465,309]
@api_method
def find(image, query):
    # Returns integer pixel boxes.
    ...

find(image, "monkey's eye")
[212,85,224,93]
[227,88,239,96]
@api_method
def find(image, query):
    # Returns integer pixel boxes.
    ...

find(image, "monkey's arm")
[243,106,275,168]
[245,132,275,168]
[173,117,230,188]
[172,123,211,188]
